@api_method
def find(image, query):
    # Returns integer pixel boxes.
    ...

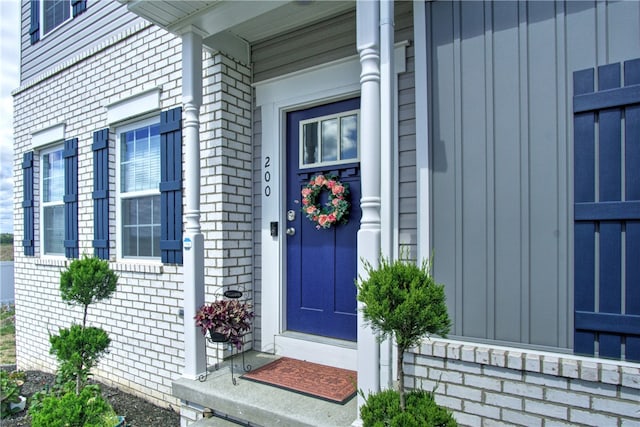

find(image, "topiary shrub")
[50,325,110,388]
[357,256,451,410]
[51,256,118,395]
[360,389,457,427]
[29,384,118,427]
[60,255,118,327]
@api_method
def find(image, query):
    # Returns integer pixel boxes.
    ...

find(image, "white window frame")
[39,143,65,257]
[115,116,162,261]
[298,109,360,169]
[40,0,72,39]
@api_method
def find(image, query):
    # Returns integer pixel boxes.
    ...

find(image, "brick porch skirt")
[404,338,640,426]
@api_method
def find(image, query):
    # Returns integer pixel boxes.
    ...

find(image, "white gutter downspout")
[379,0,395,391]
[414,1,430,263]
[181,28,206,379]
[356,0,381,413]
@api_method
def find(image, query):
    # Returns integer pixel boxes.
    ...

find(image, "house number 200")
[264,156,271,197]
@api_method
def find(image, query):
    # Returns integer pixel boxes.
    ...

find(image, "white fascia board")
[106,87,162,125]
[31,123,65,149]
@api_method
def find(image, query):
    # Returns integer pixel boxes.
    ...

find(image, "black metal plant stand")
[198,289,252,385]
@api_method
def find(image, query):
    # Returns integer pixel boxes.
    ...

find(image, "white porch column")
[356,0,381,408]
[181,29,206,379]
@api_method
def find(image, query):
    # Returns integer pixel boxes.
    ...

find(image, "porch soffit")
[120,0,354,61]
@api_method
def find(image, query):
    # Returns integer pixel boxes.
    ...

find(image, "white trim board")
[256,56,360,367]
[256,45,406,368]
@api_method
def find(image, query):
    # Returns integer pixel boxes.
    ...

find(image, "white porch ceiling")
[119,0,355,63]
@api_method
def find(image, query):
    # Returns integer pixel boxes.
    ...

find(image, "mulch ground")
[2,370,180,427]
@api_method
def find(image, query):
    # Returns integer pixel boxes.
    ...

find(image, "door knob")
[286,227,296,236]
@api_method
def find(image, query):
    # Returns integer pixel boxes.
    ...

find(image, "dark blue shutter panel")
[64,138,79,258]
[160,107,183,264]
[574,57,640,362]
[624,58,640,362]
[71,0,86,17]
[22,152,35,256]
[29,0,40,44]
[93,129,109,260]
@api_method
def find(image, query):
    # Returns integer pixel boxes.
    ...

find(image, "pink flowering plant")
[301,174,350,229]
[195,299,254,350]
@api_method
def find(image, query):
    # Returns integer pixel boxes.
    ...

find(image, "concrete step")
[174,352,357,427]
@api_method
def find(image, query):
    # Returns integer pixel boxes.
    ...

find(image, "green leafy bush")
[0,370,25,418]
[360,389,457,427]
[29,384,117,427]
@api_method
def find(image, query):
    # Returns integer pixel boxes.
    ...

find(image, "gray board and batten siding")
[250,2,416,348]
[20,0,145,84]
[427,0,640,350]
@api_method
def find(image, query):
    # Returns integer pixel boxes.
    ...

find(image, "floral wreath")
[301,174,350,229]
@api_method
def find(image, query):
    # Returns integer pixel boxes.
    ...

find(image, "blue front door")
[286,98,360,341]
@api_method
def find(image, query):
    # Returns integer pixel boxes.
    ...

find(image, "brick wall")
[13,22,253,408]
[405,338,640,426]
[200,51,254,362]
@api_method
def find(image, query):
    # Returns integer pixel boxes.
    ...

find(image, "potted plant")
[356,256,456,426]
[195,299,254,350]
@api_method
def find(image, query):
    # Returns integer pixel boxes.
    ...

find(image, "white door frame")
[254,43,406,369]
[255,56,361,369]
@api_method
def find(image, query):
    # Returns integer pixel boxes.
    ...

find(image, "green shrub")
[30,384,117,427]
[357,256,451,409]
[0,370,25,418]
[54,256,117,395]
[360,389,457,427]
[60,256,118,327]
[50,325,110,388]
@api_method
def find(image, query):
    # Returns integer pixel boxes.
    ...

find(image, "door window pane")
[299,110,359,168]
[321,119,338,162]
[340,115,358,160]
[302,122,318,165]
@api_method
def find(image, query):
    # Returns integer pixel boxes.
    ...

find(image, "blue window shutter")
[64,138,79,258]
[160,107,183,264]
[93,129,109,260]
[22,152,34,256]
[574,57,640,362]
[71,0,86,17]
[29,0,40,44]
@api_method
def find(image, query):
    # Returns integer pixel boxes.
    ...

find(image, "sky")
[0,0,20,234]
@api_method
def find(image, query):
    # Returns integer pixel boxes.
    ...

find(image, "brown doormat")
[242,357,357,404]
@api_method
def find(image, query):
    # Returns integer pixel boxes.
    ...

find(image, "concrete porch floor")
[173,351,358,427]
